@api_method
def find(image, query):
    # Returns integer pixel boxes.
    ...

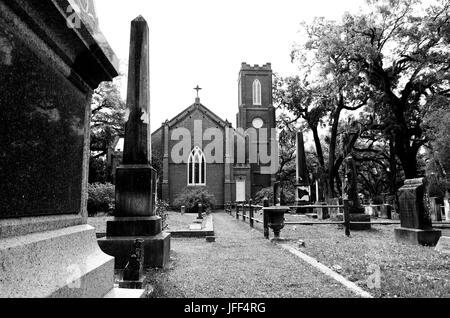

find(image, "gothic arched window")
[253,79,262,106]
[188,147,206,186]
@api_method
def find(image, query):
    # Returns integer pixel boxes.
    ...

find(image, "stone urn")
[263,207,290,240]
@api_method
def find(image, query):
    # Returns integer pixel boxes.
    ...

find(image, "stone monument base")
[349,214,371,231]
[98,232,171,269]
[106,216,162,237]
[0,224,117,298]
[395,228,441,246]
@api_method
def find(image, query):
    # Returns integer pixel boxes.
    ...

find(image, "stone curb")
[278,243,373,298]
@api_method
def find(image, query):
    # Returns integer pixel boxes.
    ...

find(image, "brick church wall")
[166,107,227,208]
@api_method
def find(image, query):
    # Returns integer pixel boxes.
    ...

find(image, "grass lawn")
[249,213,450,298]
[144,213,355,298]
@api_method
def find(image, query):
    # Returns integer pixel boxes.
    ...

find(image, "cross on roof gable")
[165,102,230,129]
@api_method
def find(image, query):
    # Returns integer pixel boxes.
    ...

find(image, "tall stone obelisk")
[295,132,311,212]
[98,16,170,269]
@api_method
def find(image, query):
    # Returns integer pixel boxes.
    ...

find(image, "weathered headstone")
[444,190,450,221]
[395,178,441,246]
[429,197,442,222]
[327,198,340,219]
[379,204,392,219]
[98,16,170,269]
[0,0,141,298]
[342,156,371,230]
[314,202,329,220]
[295,132,311,213]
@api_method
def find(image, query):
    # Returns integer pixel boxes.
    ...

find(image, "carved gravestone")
[444,190,450,221]
[395,178,441,246]
[429,197,442,222]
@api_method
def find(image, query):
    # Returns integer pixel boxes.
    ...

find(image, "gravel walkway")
[146,212,357,298]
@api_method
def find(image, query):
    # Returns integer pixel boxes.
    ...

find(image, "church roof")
[152,99,232,135]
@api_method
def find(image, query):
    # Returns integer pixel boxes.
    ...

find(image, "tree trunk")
[388,135,398,194]
[328,105,343,198]
[311,125,325,168]
[395,127,418,179]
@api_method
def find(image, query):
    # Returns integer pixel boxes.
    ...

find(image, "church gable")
[167,103,230,130]
[168,106,227,165]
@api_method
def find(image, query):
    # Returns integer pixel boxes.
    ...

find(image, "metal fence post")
[249,199,254,228]
[236,202,239,219]
[343,199,351,237]
[263,197,269,239]
[242,202,245,221]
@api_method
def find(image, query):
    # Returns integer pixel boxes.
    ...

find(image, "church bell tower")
[236,63,276,197]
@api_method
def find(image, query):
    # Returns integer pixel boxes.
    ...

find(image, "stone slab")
[435,236,450,254]
[395,227,442,247]
[117,277,145,289]
[106,216,162,237]
[169,214,214,238]
[189,224,202,230]
[0,225,114,298]
[104,288,146,298]
[98,232,171,269]
[0,215,83,239]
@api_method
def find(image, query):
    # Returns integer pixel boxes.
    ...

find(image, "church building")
[151,63,277,208]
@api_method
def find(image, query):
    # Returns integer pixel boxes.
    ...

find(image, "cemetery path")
[147,212,358,298]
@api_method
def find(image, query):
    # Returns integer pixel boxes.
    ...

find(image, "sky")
[94,0,367,135]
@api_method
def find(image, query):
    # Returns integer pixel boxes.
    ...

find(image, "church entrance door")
[236,179,246,202]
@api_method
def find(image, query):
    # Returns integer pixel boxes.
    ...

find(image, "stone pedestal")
[0,0,141,297]
[349,214,371,231]
[395,228,442,247]
[395,178,441,246]
[99,233,170,268]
